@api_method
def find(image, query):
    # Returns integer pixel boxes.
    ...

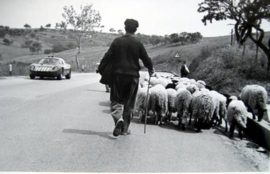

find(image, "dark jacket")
[102,34,153,77]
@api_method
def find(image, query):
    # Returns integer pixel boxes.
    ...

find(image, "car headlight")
[52,66,59,71]
[30,65,35,71]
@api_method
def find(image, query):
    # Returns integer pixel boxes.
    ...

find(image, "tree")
[3,38,13,45]
[39,26,45,31]
[0,26,9,38]
[117,29,124,35]
[62,3,102,68]
[29,41,42,54]
[198,0,270,76]
[24,24,31,29]
[109,28,116,33]
[170,33,181,45]
[45,24,51,28]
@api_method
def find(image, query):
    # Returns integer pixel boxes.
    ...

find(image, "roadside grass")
[0,61,30,76]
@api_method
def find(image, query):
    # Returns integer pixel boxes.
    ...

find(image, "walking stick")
[144,74,151,134]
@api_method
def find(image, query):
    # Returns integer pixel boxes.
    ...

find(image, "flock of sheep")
[135,73,268,139]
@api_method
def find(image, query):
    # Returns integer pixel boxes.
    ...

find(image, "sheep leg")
[177,113,181,127]
[168,112,172,121]
[224,119,228,132]
[210,115,215,128]
[238,128,243,140]
[229,120,236,138]
[154,112,158,125]
[140,111,146,123]
[196,117,203,132]
[247,105,256,120]
[189,112,192,126]
[258,109,265,122]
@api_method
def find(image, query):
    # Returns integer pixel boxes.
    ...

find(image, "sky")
[0,0,269,37]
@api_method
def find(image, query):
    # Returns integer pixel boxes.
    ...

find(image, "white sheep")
[166,88,177,121]
[149,84,168,125]
[135,85,151,122]
[239,84,268,122]
[209,90,228,132]
[175,88,192,130]
[189,92,215,132]
[185,84,199,94]
[227,99,250,139]
[153,77,169,87]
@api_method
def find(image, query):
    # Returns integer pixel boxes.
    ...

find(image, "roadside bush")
[189,44,268,93]
[52,43,65,53]
[189,46,213,72]
[44,49,52,54]
[29,41,42,54]
[66,42,77,49]
[0,61,30,76]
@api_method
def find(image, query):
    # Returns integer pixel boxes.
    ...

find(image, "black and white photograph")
[0,0,270,173]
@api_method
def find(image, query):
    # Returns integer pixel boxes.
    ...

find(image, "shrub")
[21,40,33,48]
[44,49,52,54]
[30,32,36,38]
[66,42,77,49]
[29,41,42,54]
[52,43,65,53]
[3,38,13,45]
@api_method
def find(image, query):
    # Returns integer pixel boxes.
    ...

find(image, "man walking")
[102,19,154,136]
[180,61,189,77]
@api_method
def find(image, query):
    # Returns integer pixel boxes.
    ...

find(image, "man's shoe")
[113,118,124,137]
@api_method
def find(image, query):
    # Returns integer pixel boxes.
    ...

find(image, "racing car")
[29,56,71,80]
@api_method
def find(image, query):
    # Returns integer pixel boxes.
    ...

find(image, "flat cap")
[124,19,139,28]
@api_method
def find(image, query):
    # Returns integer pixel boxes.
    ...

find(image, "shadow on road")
[132,117,198,134]
[99,101,110,107]
[102,109,111,114]
[158,121,198,134]
[62,129,116,140]
[87,89,108,93]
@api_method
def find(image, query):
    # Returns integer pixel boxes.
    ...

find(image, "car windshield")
[39,58,61,65]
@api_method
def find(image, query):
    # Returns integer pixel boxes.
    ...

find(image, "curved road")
[0,73,268,172]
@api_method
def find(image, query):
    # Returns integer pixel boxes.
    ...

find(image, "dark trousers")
[110,74,139,132]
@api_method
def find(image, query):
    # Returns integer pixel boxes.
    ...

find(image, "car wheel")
[65,69,71,79]
[57,69,64,80]
[30,75,35,79]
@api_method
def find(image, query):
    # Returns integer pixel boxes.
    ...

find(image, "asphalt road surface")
[0,73,269,172]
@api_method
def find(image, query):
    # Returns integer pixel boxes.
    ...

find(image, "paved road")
[0,73,268,172]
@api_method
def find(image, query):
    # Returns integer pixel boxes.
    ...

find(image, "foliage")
[52,43,66,53]
[62,3,102,68]
[109,28,116,33]
[198,0,270,76]
[189,44,268,93]
[45,24,51,28]
[0,61,30,76]
[29,41,42,54]
[24,24,31,29]
[117,29,124,35]
[44,49,52,54]
[0,26,9,38]
[21,40,33,48]
[3,38,13,45]
[39,26,45,31]
[169,32,203,45]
